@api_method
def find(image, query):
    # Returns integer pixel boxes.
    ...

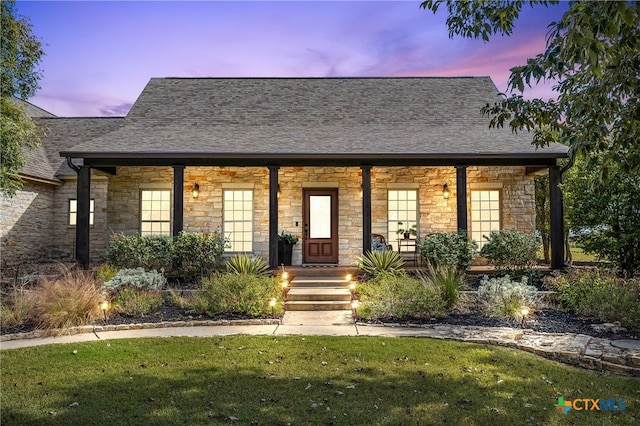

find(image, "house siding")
[103,165,535,265]
[1,181,56,267]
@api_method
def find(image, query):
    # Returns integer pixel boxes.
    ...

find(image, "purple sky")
[17,1,567,117]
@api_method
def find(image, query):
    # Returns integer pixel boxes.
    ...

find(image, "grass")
[2,336,637,425]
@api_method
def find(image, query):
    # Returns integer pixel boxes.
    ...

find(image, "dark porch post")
[549,165,564,269]
[172,165,184,237]
[268,166,280,269]
[76,165,91,269]
[361,165,372,253]
[456,166,468,232]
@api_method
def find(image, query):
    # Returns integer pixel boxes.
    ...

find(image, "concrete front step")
[285,300,353,311]
[290,277,351,288]
[287,287,352,302]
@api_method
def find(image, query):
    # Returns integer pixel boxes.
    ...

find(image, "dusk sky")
[16,1,568,117]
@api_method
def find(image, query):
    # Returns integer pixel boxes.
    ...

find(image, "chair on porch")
[371,234,393,252]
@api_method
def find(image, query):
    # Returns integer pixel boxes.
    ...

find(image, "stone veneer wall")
[105,165,535,266]
[50,175,110,262]
[1,180,56,267]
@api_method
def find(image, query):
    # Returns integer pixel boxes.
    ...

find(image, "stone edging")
[359,322,640,377]
[0,318,281,342]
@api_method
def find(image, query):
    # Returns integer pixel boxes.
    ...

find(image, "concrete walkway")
[1,311,638,377]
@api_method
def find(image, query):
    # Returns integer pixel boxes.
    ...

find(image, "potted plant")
[396,222,417,239]
[278,231,299,266]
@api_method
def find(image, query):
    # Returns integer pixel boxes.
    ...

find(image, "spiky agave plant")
[417,264,466,309]
[357,250,405,278]
[226,254,270,276]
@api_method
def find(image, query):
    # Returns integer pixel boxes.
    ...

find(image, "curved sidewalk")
[1,311,638,377]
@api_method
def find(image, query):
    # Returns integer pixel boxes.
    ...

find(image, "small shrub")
[417,265,466,309]
[357,250,405,279]
[173,231,227,277]
[359,272,445,320]
[420,231,477,271]
[477,275,540,320]
[113,288,163,317]
[107,234,173,271]
[226,254,270,276]
[95,263,118,284]
[547,268,640,331]
[103,268,166,294]
[480,230,539,273]
[0,285,36,329]
[194,273,282,317]
[33,269,104,332]
[167,289,191,309]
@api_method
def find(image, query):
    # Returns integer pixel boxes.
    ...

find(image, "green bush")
[547,269,640,332]
[417,265,466,309]
[107,234,173,271]
[357,250,405,279]
[420,231,477,271]
[226,254,270,276]
[106,232,227,277]
[113,288,163,317]
[103,268,166,294]
[359,272,445,320]
[95,263,118,284]
[173,231,226,277]
[477,275,540,320]
[480,230,539,273]
[193,273,282,317]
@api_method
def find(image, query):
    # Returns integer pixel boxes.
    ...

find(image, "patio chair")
[371,234,393,252]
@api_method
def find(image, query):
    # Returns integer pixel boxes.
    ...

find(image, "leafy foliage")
[477,275,540,320]
[32,269,104,332]
[278,231,299,244]
[194,273,282,317]
[113,288,163,317]
[546,269,640,332]
[419,231,477,271]
[107,232,227,277]
[0,1,46,196]
[358,272,445,320]
[417,265,466,309]
[103,268,166,294]
[422,1,640,175]
[480,230,539,274]
[562,158,640,276]
[173,231,227,277]
[357,250,405,279]
[226,254,270,276]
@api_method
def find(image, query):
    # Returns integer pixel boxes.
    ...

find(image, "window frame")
[223,189,254,253]
[470,189,502,250]
[139,189,172,237]
[68,198,95,226]
[386,189,419,252]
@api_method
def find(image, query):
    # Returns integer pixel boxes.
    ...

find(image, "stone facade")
[1,180,57,266]
[103,165,536,265]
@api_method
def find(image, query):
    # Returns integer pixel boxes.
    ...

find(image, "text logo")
[554,397,626,414]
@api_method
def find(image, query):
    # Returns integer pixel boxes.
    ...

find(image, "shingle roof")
[61,77,567,163]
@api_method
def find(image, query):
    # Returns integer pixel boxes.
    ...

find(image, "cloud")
[99,103,133,117]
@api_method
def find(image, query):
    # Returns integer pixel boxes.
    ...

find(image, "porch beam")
[269,166,280,269]
[456,166,468,231]
[76,165,91,269]
[172,165,185,237]
[361,165,372,253]
[549,165,564,269]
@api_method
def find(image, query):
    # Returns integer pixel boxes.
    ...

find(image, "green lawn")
[2,336,637,425]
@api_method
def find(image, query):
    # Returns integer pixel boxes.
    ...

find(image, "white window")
[223,190,253,252]
[69,199,94,226]
[387,189,418,251]
[471,190,501,250]
[140,190,171,236]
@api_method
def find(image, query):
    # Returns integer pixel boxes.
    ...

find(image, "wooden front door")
[303,188,339,264]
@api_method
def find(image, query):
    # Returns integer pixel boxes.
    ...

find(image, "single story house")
[1,77,568,271]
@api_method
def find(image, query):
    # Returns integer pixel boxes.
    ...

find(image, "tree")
[562,157,640,276]
[1,0,45,197]
[421,1,640,174]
